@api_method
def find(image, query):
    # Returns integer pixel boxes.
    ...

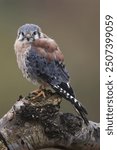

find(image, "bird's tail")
[52,84,89,125]
[71,97,89,125]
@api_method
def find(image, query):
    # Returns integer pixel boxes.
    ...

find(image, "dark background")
[0,0,99,122]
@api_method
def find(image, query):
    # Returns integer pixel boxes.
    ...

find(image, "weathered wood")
[0,89,100,150]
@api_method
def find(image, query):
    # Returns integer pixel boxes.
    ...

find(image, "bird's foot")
[31,89,46,100]
[31,89,41,95]
[36,90,46,98]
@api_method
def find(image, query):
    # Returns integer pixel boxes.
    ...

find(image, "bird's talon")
[31,89,40,95]
[38,91,46,98]
[31,90,46,100]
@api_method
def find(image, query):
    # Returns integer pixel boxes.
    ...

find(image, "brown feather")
[32,38,64,62]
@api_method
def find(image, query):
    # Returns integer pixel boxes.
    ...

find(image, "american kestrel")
[14,24,89,125]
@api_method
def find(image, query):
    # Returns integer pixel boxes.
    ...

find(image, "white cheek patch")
[18,34,24,41]
[34,34,39,39]
[40,32,44,38]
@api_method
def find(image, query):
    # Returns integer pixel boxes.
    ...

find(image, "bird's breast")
[15,44,48,85]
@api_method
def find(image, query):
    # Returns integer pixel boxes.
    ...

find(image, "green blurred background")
[0,0,99,122]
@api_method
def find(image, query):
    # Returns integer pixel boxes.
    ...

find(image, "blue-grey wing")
[25,48,75,97]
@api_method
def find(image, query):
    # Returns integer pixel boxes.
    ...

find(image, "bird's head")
[17,24,43,42]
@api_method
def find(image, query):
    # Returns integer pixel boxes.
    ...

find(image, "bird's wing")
[29,37,75,97]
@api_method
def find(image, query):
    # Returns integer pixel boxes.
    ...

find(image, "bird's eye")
[33,31,37,35]
[17,31,25,41]
[21,32,24,36]
[32,31,40,39]
[18,32,24,37]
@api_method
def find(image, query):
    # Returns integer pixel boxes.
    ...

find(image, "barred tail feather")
[73,98,89,125]
[52,84,89,125]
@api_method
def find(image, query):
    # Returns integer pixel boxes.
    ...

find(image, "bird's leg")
[36,84,46,98]
[31,83,47,99]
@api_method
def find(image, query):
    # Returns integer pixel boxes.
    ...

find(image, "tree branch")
[0,89,100,150]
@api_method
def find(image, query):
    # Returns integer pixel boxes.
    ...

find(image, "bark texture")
[0,89,100,150]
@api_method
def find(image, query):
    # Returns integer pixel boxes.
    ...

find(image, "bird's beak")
[25,33,34,42]
[25,33,31,40]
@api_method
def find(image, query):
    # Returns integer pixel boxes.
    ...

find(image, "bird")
[14,24,89,125]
